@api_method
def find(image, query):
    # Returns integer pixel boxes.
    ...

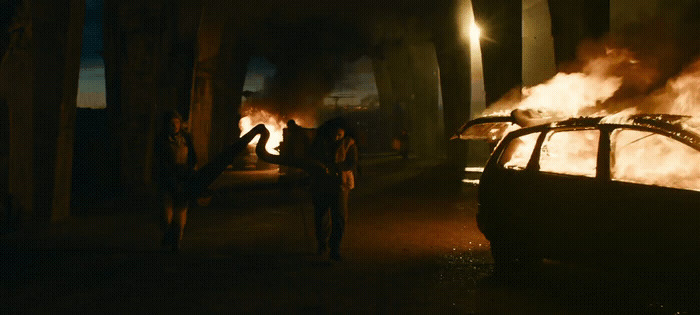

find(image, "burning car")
[456,111,700,269]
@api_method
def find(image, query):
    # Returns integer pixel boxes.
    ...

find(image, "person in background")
[309,119,358,261]
[153,110,197,252]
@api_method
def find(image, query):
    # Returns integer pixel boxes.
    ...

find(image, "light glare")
[470,23,481,42]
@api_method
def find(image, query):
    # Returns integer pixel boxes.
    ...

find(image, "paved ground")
[2,155,699,313]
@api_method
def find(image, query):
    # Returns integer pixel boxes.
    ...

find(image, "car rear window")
[498,132,540,170]
[539,129,599,177]
[610,129,700,191]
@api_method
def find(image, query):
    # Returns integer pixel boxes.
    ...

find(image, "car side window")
[498,132,540,170]
[610,129,700,191]
[539,129,599,177]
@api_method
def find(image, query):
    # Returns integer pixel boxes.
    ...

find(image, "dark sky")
[77,0,105,106]
[81,0,103,63]
[77,1,374,107]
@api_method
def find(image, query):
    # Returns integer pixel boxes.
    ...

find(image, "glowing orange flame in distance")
[239,109,306,155]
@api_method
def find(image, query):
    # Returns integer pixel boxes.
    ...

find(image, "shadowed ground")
[2,155,698,313]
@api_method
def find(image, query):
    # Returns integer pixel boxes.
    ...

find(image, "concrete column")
[0,2,21,217]
[0,101,7,204]
[188,5,218,166]
[547,0,609,68]
[407,42,444,158]
[382,39,444,158]
[189,73,213,164]
[197,23,249,164]
[0,1,33,221]
[32,0,68,218]
[371,55,396,152]
[522,0,557,87]
[103,2,176,205]
[51,0,85,222]
[472,0,522,105]
[33,0,83,221]
[188,1,254,166]
[208,72,245,163]
[0,0,84,221]
[383,42,412,136]
[102,0,121,196]
[115,40,159,203]
[433,7,472,164]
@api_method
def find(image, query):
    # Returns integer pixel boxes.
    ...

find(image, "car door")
[528,128,603,261]
[478,130,542,243]
[603,127,700,261]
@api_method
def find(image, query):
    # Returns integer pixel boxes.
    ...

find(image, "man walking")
[310,120,358,261]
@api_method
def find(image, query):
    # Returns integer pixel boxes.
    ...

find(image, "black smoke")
[248,16,370,121]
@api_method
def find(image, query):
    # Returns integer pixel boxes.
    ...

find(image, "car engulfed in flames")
[456,110,700,270]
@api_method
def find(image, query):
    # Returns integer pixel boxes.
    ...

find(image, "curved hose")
[252,124,327,177]
[184,124,326,199]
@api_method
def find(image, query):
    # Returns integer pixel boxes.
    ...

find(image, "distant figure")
[309,119,358,261]
[153,110,197,252]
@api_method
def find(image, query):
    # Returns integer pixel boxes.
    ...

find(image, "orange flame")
[489,49,700,191]
[239,109,285,154]
[610,129,700,191]
[239,109,310,155]
[650,58,700,117]
[483,48,641,118]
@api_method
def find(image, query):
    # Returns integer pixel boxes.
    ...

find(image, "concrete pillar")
[381,42,412,153]
[103,1,180,206]
[547,0,609,68]
[0,0,84,222]
[0,1,33,222]
[102,0,121,196]
[472,0,522,105]
[381,39,444,158]
[433,4,472,164]
[209,28,249,162]
[0,101,7,203]
[188,5,217,166]
[407,42,445,158]
[0,1,20,213]
[190,19,249,165]
[371,55,396,152]
[189,71,213,165]
[0,0,19,60]
[522,0,557,87]
[50,0,85,222]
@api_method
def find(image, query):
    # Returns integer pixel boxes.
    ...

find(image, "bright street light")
[470,22,481,43]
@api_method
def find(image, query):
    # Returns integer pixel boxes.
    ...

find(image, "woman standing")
[153,110,197,252]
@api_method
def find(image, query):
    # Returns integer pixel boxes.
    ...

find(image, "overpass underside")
[0,0,630,221]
